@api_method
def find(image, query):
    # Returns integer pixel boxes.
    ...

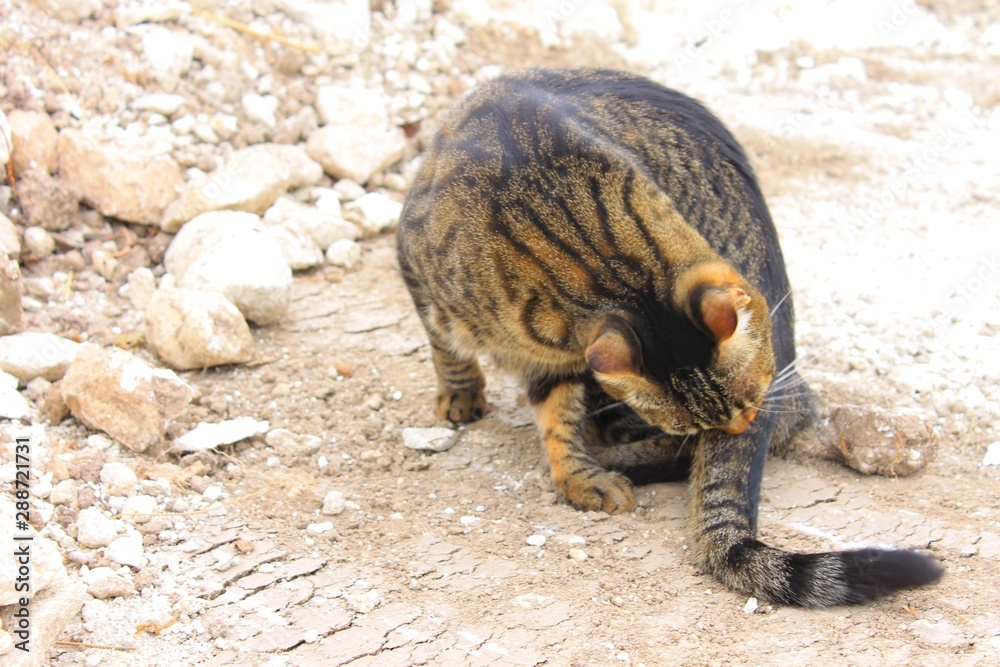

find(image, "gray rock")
[145,288,255,370]
[22,226,55,258]
[0,369,28,419]
[306,124,406,184]
[0,213,19,259]
[326,239,362,269]
[76,507,119,549]
[58,128,184,225]
[83,567,133,599]
[106,534,147,568]
[161,143,323,232]
[99,461,138,496]
[0,332,81,382]
[322,490,347,516]
[402,427,457,452]
[314,85,388,126]
[171,417,270,453]
[163,211,292,325]
[343,192,403,237]
[60,345,194,453]
[7,110,58,176]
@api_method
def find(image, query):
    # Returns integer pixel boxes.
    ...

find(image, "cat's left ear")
[675,261,752,343]
[585,316,643,377]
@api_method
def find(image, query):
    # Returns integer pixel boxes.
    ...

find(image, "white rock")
[314,86,388,126]
[263,196,359,251]
[99,462,138,496]
[743,597,759,614]
[7,109,59,176]
[0,332,81,382]
[145,288,256,370]
[345,590,381,614]
[568,548,588,561]
[171,417,270,452]
[162,143,323,232]
[61,345,194,453]
[242,93,279,128]
[115,1,189,27]
[325,239,362,269]
[203,485,223,501]
[106,534,147,568]
[76,507,119,548]
[343,192,403,237]
[0,369,29,419]
[450,0,493,27]
[84,567,134,599]
[332,179,367,202]
[22,226,55,258]
[0,499,65,605]
[264,222,325,270]
[307,521,333,533]
[121,495,158,523]
[142,26,194,90]
[264,428,323,455]
[132,93,187,116]
[163,211,292,325]
[35,0,102,22]
[49,479,78,507]
[985,442,1000,466]
[25,376,50,402]
[401,427,457,452]
[307,124,406,184]
[526,534,547,547]
[278,0,371,55]
[120,267,158,309]
[0,212,20,259]
[322,490,346,516]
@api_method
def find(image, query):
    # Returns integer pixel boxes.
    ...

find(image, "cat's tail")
[691,424,943,607]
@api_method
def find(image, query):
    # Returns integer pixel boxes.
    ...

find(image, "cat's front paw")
[558,469,635,514]
[436,388,487,422]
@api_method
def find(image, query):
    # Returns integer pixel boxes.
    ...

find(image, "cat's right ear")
[585,317,642,377]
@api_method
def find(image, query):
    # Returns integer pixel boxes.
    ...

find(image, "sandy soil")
[1,1,999,666]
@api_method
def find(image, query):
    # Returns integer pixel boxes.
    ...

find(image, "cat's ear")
[697,286,751,342]
[585,317,642,377]
[675,262,752,343]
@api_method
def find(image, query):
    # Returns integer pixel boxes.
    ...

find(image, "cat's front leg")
[430,343,487,422]
[528,376,635,514]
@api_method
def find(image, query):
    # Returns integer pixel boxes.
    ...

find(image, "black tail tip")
[843,548,944,601]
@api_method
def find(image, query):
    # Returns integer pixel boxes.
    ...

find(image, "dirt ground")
[2,1,1000,666]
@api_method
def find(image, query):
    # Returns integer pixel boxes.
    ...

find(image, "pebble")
[984,442,1000,466]
[402,427,457,452]
[306,124,407,185]
[141,26,194,90]
[7,109,58,176]
[132,93,187,116]
[0,368,30,419]
[99,461,138,496]
[322,490,347,516]
[314,85,388,126]
[106,534,147,568]
[333,179,368,202]
[568,548,588,561]
[203,485,223,501]
[49,479,78,507]
[121,495,158,523]
[343,192,404,237]
[83,567,134,599]
[120,267,158,309]
[326,239,362,269]
[241,93,279,128]
[526,534,547,547]
[115,2,189,27]
[23,225,56,258]
[76,507,119,548]
[263,196,359,250]
[345,590,381,614]
[171,417,270,452]
[61,345,194,452]
[264,428,323,456]
[163,210,292,325]
[743,597,759,614]
[145,288,256,370]
[307,521,333,533]
[0,333,84,385]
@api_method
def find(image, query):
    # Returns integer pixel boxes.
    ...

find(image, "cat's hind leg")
[430,341,487,422]
[529,376,635,514]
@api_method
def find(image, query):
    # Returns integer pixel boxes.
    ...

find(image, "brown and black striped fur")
[397,68,942,606]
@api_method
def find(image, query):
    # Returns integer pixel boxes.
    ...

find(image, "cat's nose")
[722,406,759,434]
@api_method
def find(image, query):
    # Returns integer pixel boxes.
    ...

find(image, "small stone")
[25,376,52,402]
[526,534,547,547]
[264,428,323,456]
[76,507,119,548]
[819,405,936,476]
[145,288,255,370]
[99,462,138,496]
[345,590,381,614]
[0,253,21,335]
[365,393,384,410]
[171,417,270,453]
[59,128,184,225]
[743,597,759,614]
[7,109,58,176]
[0,213,20,259]
[163,211,292,325]
[142,26,193,90]
[322,490,346,516]
[121,267,158,309]
[984,442,1000,466]
[306,124,406,185]
[49,479,78,507]
[115,1,189,27]
[242,93,279,128]
[61,345,194,453]
[908,619,967,647]
[132,93,187,116]
[203,485,223,501]
[263,196,359,250]
[314,86,388,126]
[568,548,588,561]
[343,192,403,237]
[0,369,29,419]
[121,495,158,523]
[402,427,457,452]
[42,379,70,424]
[22,225,55,258]
[106,534,147,568]
[333,179,367,202]
[84,567,134,599]
[307,521,333,533]
[326,239,362,269]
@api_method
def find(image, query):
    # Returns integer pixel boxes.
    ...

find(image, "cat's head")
[585,261,774,435]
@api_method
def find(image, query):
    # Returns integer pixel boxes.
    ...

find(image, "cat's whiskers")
[769,290,792,320]
[586,401,627,418]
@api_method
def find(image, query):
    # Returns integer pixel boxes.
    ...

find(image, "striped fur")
[397,68,942,606]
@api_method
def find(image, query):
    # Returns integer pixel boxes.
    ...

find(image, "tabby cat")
[397,68,942,606]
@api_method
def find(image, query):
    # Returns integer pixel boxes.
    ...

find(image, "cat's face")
[585,262,775,435]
